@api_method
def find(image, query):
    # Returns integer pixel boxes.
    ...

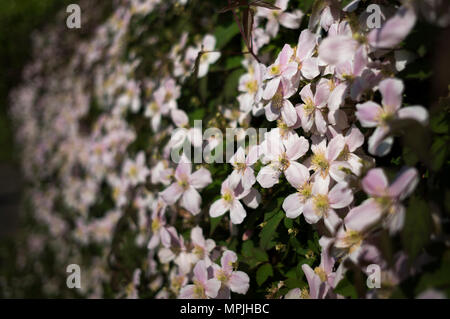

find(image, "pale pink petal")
[193,260,208,284]
[181,187,202,215]
[344,199,383,232]
[326,134,346,162]
[209,199,229,218]
[171,109,189,127]
[303,199,321,224]
[315,110,327,135]
[379,78,404,110]
[362,168,389,197]
[179,285,195,299]
[190,168,212,189]
[281,100,298,127]
[297,29,316,60]
[299,84,314,103]
[190,226,205,247]
[242,167,256,190]
[356,101,383,127]
[229,271,250,294]
[368,6,417,50]
[230,200,247,224]
[345,126,364,152]
[160,183,183,205]
[397,106,429,124]
[175,161,192,181]
[257,165,281,188]
[283,193,305,218]
[368,127,392,156]
[329,183,353,208]
[388,168,418,200]
[285,162,310,189]
[205,279,221,298]
[285,135,309,161]
[300,57,320,80]
[279,11,303,29]
[318,35,358,66]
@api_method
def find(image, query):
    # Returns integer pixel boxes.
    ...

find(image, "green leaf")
[209,215,223,236]
[214,22,240,50]
[256,263,273,286]
[401,197,432,260]
[259,210,284,249]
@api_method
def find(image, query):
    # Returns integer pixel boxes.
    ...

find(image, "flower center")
[128,165,138,178]
[151,218,160,232]
[298,183,312,201]
[300,287,310,299]
[278,153,290,171]
[343,229,363,251]
[313,194,329,217]
[193,245,205,259]
[314,267,327,282]
[303,98,315,115]
[269,65,280,76]
[193,280,206,298]
[216,269,228,283]
[235,162,247,173]
[246,80,258,94]
[178,179,189,189]
[311,152,329,175]
[223,191,233,203]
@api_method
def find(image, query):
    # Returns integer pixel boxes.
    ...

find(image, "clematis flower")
[257,132,309,188]
[190,226,215,266]
[328,125,364,176]
[256,0,303,37]
[302,177,353,232]
[160,158,212,215]
[197,35,221,78]
[229,146,259,190]
[263,78,298,126]
[209,176,261,224]
[334,199,384,262]
[150,160,173,186]
[361,167,419,234]
[356,78,428,156]
[264,44,298,95]
[179,260,221,299]
[238,59,265,114]
[213,250,250,298]
[282,166,312,219]
[296,79,330,135]
[147,199,171,250]
[144,90,169,132]
[301,247,337,299]
[122,151,150,186]
[292,29,320,80]
[308,134,352,183]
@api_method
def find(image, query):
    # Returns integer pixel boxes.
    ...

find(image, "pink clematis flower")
[122,151,150,186]
[256,0,303,37]
[308,134,352,183]
[356,78,428,156]
[209,176,261,224]
[190,226,216,266]
[238,60,265,114]
[168,109,203,149]
[257,132,309,188]
[264,44,298,96]
[179,260,221,299]
[197,35,221,78]
[293,29,320,80]
[282,165,312,219]
[229,146,259,190]
[160,158,212,215]
[361,167,419,234]
[213,250,250,298]
[301,247,337,299]
[334,199,384,262]
[303,177,353,232]
[263,78,298,126]
[296,79,330,135]
[147,199,171,250]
